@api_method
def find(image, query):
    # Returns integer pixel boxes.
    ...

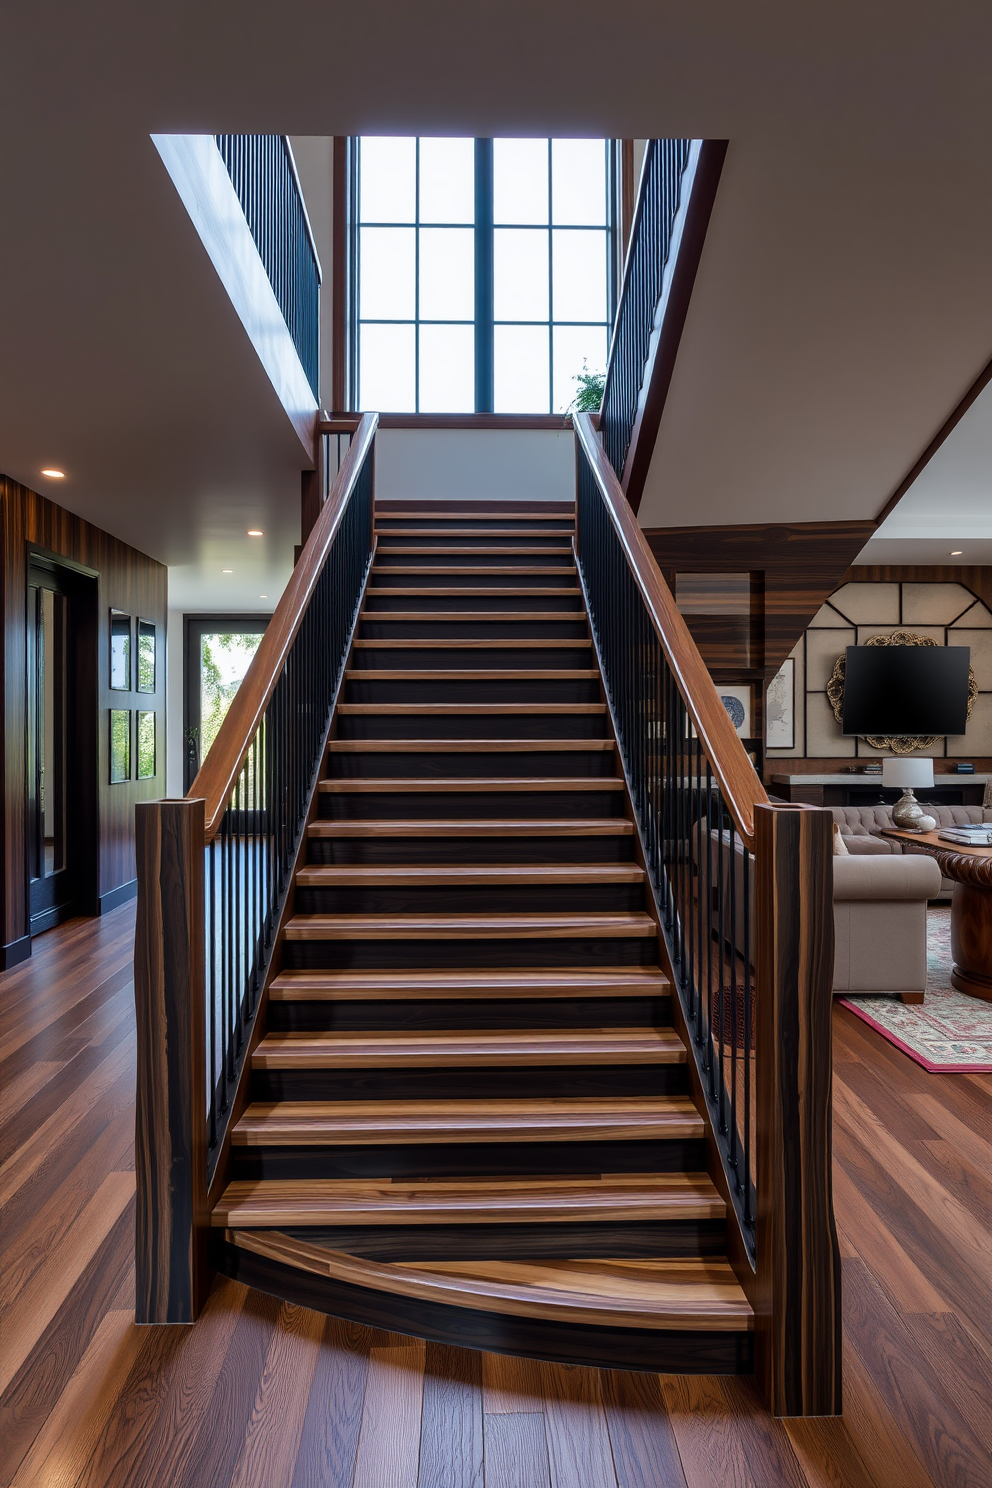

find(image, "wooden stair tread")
[268,967,671,1000]
[374,529,573,539]
[318,777,624,792]
[352,639,590,650]
[369,567,577,576]
[233,1096,702,1145]
[375,546,573,555]
[327,739,613,752]
[307,818,633,838]
[214,1172,721,1227]
[344,669,599,680]
[363,587,582,597]
[295,864,645,887]
[336,703,606,714]
[253,1026,682,1067]
[226,1234,749,1331]
[358,610,586,622]
[284,912,657,940]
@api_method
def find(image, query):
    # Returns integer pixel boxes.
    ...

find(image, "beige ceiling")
[3,0,992,600]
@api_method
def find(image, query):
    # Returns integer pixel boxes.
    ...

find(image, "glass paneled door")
[27,560,96,933]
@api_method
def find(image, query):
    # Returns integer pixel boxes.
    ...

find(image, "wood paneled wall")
[1,476,168,964]
[645,520,876,680]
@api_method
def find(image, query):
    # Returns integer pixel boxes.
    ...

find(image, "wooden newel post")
[754,802,842,1416]
[133,798,209,1324]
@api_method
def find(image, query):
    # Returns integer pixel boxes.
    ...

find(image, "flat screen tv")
[842,645,971,737]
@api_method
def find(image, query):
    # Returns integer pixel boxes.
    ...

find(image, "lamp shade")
[882,757,934,790]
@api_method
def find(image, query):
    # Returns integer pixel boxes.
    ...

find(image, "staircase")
[213,502,753,1371]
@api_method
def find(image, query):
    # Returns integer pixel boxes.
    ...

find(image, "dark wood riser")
[334,713,610,740]
[374,551,576,567]
[350,646,593,669]
[370,572,578,589]
[218,1243,752,1373]
[252,1064,689,1102]
[292,884,647,914]
[318,791,625,819]
[343,679,601,704]
[231,1137,709,1183]
[364,592,583,612]
[307,836,636,865]
[374,519,577,533]
[326,749,618,779]
[358,618,590,640]
[268,995,670,1032]
[376,536,574,550]
[281,937,658,970]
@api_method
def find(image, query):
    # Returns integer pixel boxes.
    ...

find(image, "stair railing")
[133,413,377,1324]
[215,135,322,400]
[574,413,841,1418]
[600,138,727,512]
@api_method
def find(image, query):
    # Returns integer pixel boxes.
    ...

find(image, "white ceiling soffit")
[3,0,992,568]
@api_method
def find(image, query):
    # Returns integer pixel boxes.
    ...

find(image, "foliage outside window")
[199,633,263,760]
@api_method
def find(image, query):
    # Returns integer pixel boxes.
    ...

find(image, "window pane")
[419,138,475,223]
[419,228,474,320]
[360,137,416,222]
[494,139,549,224]
[494,229,549,321]
[360,323,416,410]
[552,325,608,414]
[199,633,263,759]
[551,140,607,225]
[552,229,607,322]
[419,325,475,411]
[494,325,550,413]
[360,227,415,319]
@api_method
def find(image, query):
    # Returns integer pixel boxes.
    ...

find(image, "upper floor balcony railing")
[216,135,321,400]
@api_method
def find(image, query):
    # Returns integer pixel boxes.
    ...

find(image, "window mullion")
[475,138,494,413]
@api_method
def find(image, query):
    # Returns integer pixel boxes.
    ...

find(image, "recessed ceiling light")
[260,594,268,599]
[41,468,65,479]
[247,529,264,537]
[950,550,963,556]
[221,568,233,574]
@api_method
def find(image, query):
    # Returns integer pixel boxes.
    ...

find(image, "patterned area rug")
[839,906,992,1071]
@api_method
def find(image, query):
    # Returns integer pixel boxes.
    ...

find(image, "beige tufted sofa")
[832,804,992,897]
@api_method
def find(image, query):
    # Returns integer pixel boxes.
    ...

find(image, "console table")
[769,773,990,808]
[882,827,992,1003]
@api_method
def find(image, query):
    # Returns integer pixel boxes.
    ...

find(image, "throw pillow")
[832,823,850,856]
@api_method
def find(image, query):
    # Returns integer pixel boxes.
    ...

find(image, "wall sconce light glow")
[950,550,963,556]
[247,529,264,537]
[41,468,65,479]
[221,568,233,574]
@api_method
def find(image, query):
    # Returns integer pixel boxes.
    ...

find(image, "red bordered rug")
[839,907,992,1071]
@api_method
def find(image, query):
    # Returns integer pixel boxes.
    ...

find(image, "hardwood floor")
[3,905,992,1487]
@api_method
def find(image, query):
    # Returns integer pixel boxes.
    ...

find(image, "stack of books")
[937,825,992,847]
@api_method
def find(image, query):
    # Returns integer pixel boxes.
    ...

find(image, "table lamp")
[882,757,934,831]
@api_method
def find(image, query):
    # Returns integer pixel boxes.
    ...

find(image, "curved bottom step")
[218,1229,754,1376]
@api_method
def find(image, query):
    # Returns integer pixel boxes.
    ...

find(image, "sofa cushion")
[843,835,893,856]
[832,854,942,902]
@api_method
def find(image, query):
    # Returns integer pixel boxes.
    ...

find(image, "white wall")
[374,429,575,503]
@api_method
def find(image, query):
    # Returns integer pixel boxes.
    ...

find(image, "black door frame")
[183,614,271,792]
[25,549,99,935]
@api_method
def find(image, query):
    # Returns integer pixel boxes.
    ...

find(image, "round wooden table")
[882,828,992,1002]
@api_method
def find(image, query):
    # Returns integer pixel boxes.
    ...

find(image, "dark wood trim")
[575,413,768,846]
[375,414,573,431]
[331,135,349,413]
[621,140,728,515]
[98,878,137,914]
[133,798,209,1323]
[754,803,842,1416]
[620,140,635,275]
[191,413,377,838]
[875,351,992,523]
[0,935,32,970]
[300,436,324,546]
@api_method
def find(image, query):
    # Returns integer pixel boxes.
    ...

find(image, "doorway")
[183,616,269,791]
[26,558,98,934]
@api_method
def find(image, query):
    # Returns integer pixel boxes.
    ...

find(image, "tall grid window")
[353,137,614,414]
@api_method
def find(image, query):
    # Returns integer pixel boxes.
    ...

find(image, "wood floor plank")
[599,1369,688,1488]
[782,1417,882,1488]
[351,1338,426,1488]
[831,1159,949,1315]
[540,1360,617,1488]
[657,1375,808,1488]
[481,1352,546,1415]
[290,1316,372,1488]
[0,1170,134,1394]
[900,1311,992,1452]
[483,1411,552,1488]
[228,1301,325,1488]
[838,1334,936,1488]
[417,1341,483,1488]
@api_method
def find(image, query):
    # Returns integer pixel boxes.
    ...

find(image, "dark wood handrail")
[191,412,378,839]
[317,413,363,434]
[574,412,768,845]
